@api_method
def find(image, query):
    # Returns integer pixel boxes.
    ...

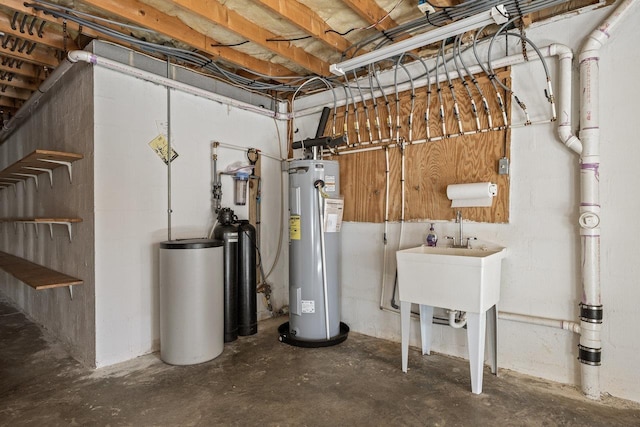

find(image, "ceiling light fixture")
[329,5,509,76]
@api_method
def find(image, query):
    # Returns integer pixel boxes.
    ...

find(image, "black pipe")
[315,106,331,138]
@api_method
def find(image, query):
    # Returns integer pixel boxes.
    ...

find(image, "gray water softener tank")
[159,238,224,365]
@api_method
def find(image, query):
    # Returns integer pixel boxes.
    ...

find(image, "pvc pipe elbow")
[557,126,583,154]
[549,43,573,61]
[67,50,97,64]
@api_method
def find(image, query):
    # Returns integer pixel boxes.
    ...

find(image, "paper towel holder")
[446,182,498,208]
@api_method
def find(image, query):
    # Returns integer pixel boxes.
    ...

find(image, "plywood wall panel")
[325,69,513,224]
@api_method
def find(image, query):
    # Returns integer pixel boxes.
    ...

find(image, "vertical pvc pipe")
[576,0,637,400]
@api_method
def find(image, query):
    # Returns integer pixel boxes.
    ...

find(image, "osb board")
[325,69,511,224]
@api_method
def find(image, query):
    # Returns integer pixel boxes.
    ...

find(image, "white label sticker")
[301,300,315,314]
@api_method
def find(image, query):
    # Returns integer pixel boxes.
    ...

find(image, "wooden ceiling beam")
[2,0,97,40]
[0,59,42,80]
[0,43,59,68]
[0,12,77,51]
[0,85,31,101]
[77,0,298,78]
[0,97,22,109]
[166,0,330,76]
[253,0,351,53]
[0,74,38,91]
[340,0,400,33]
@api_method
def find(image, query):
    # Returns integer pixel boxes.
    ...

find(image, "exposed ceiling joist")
[0,97,22,109]
[341,0,400,33]
[165,0,330,76]
[0,74,38,92]
[0,85,31,101]
[253,0,352,53]
[3,0,90,38]
[0,42,59,68]
[0,60,42,80]
[0,12,77,51]
[78,0,297,78]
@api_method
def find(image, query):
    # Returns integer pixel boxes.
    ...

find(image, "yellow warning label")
[290,215,301,240]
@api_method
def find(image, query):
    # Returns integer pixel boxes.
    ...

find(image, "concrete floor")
[1,297,639,427]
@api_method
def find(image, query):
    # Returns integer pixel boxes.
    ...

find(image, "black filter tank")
[213,208,239,342]
[237,220,257,336]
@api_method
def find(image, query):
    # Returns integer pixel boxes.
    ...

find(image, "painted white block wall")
[294,5,640,403]
[93,67,288,367]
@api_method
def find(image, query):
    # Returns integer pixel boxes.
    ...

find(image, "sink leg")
[466,312,487,394]
[401,301,411,373]
[487,304,498,375]
[419,305,434,355]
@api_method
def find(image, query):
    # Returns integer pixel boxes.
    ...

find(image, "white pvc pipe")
[448,310,467,329]
[575,0,637,400]
[499,311,581,334]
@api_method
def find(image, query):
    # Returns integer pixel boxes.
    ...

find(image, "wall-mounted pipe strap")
[579,303,603,324]
[578,344,601,366]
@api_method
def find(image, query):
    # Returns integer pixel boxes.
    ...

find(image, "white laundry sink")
[396,245,506,313]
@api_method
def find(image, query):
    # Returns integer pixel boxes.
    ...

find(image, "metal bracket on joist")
[23,167,53,188]
[1,179,20,195]
[38,159,73,183]
[11,173,39,191]
[47,222,74,242]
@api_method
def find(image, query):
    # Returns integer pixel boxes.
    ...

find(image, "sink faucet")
[445,210,476,248]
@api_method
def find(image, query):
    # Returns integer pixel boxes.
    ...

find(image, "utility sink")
[396,245,506,313]
[396,243,507,394]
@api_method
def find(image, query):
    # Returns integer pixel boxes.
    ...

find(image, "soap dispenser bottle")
[426,223,438,247]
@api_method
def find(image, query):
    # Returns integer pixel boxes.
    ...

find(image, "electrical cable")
[352,70,374,144]
[473,25,509,127]
[453,34,481,131]
[441,39,464,135]
[457,34,493,129]
[434,42,447,137]
[406,52,432,140]
[368,65,384,142]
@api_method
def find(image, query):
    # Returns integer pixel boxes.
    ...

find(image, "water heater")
[280,159,348,346]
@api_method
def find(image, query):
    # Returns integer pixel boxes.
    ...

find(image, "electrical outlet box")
[498,157,510,175]
[418,0,435,14]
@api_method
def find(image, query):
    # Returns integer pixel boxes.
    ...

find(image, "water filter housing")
[286,159,344,342]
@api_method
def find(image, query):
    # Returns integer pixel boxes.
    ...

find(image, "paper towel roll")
[446,182,498,208]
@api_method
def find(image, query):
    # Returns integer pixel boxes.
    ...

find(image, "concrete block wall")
[0,63,96,366]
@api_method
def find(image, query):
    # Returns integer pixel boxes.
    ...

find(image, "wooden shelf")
[0,251,82,298]
[0,149,84,191]
[0,217,82,241]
